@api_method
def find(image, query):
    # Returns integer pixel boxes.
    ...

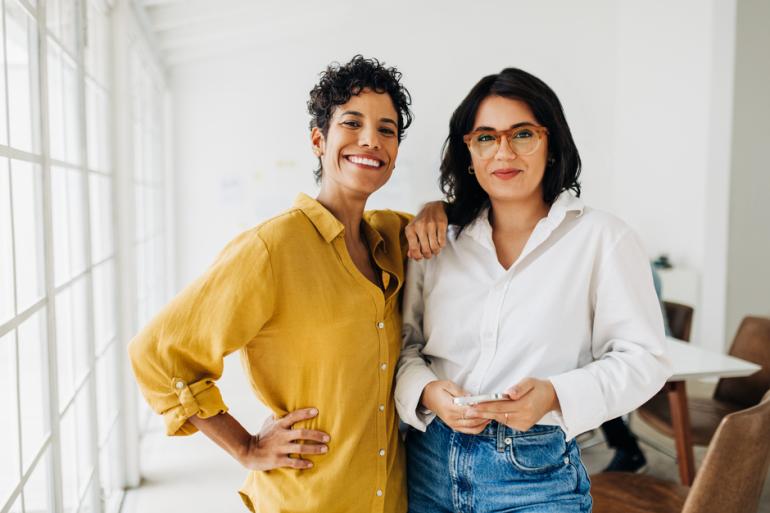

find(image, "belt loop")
[496,421,506,452]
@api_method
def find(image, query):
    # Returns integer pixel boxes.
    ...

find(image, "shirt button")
[376,489,383,497]
[380,363,387,371]
[379,404,385,412]
[504,437,512,445]
[564,456,570,464]
[175,381,185,390]
[379,449,385,456]
[377,321,385,329]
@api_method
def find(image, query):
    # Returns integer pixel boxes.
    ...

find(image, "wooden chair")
[637,316,770,446]
[663,301,694,342]
[592,390,770,513]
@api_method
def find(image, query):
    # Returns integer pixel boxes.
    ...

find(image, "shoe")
[603,449,647,473]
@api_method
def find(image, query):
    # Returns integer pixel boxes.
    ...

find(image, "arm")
[128,231,274,436]
[189,409,329,471]
[546,228,672,439]
[394,258,489,434]
[128,230,328,470]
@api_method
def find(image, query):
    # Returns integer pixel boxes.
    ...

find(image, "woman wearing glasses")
[395,68,671,512]
[129,55,443,513]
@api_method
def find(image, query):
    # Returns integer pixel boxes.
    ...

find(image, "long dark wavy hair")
[440,68,581,232]
[307,55,413,183]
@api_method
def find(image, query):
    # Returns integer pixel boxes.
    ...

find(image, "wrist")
[236,434,258,467]
[546,380,561,413]
[419,381,439,412]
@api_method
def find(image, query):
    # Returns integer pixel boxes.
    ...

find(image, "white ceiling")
[137,0,295,68]
[137,0,391,68]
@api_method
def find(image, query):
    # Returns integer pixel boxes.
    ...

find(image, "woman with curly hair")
[129,55,429,512]
[395,68,672,512]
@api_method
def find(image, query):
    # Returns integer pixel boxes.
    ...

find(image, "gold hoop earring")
[468,166,475,175]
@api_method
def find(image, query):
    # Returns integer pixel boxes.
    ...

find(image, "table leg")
[666,380,695,485]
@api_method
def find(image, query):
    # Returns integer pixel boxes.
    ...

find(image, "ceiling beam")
[145,0,257,31]
[141,0,189,7]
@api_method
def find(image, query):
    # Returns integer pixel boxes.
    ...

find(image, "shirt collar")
[547,191,584,221]
[293,193,344,243]
[461,191,584,248]
[293,193,385,250]
[361,213,385,251]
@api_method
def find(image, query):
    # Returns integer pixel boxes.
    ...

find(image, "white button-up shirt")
[395,192,672,440]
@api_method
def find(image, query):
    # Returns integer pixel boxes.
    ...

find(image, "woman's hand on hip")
[239,408,330,471]
[466,378,561,432]
[421,380,491,434]
[406,201,448,260]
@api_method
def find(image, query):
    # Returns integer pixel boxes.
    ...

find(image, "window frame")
[0,0,170,512]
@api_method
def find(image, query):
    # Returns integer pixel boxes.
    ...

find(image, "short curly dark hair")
[307,55,413,183]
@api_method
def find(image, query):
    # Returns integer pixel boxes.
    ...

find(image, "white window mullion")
[0,435,53,513]
[75,0,103,509]
[106,0,140,492]
[0,144,43,161]
[0,296,46,338]
[12,331,23,513]
[1,6,24,503]
[35,1,66,511]
[12,0,32,19]
[162,90,174,298]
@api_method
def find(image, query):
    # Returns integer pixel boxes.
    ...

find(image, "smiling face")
[469,95,548,206]
[311,89,400,198]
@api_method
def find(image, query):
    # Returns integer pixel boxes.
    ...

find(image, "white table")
[663,337,761,485]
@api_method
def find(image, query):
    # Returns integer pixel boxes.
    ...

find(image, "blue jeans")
[406,418,592,513]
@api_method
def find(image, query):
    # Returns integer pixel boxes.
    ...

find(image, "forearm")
[189,412,253,465]
[394,353,439,429]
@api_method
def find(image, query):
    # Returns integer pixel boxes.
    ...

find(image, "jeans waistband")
[435,416,561,438]
[434,417,563,452]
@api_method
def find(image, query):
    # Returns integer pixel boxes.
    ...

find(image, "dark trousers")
[600,416,640,452]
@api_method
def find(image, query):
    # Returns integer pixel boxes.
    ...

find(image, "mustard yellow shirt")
[128,193,411,513]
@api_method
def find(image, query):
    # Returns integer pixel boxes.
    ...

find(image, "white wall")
[726,0,770,342]
[169,0,737,351]
[610,1,737,351]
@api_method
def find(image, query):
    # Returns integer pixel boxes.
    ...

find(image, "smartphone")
[453,393,509,406]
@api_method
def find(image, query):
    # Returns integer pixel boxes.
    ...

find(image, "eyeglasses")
[463,125,549,159]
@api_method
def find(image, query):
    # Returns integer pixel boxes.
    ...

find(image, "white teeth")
[348,156,381,168]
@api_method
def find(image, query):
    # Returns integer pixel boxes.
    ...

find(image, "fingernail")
[306,462,313,468]
[321,446,328,453]
[323,435,330,442]
[309,408,318,416]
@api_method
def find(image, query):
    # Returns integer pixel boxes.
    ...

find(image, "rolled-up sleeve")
[548,228,673,440]
[128,229,275,436]
[395,258,439,431]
